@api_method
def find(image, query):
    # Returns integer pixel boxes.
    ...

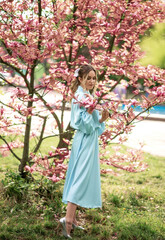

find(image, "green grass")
[0,142,165,240]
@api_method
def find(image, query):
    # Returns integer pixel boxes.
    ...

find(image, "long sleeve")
[70,87,105,135]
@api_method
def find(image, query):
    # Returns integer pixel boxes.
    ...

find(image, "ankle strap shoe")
[60,217,72,239]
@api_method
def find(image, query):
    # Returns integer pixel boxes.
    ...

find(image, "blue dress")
[62,86,105,208]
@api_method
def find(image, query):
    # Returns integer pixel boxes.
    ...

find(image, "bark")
[19,70,35,174]
[57,123,74,148]
[19,0,42,175]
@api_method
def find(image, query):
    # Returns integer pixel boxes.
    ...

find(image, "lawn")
[0,141,165,240]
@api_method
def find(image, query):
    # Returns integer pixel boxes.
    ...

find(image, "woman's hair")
[70,64,97,94]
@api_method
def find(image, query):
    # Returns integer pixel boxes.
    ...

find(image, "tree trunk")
[57,123,74,148]
[18,101,33,176]
[19,66,35,175]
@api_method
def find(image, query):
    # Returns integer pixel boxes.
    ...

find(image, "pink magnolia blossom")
[0,0,164,180]
[73,94,98,109]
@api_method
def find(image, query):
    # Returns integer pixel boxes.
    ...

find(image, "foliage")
[140,23,165,69]
[0,0,165,180]
[1,171,31,201]
[1,170,64,211]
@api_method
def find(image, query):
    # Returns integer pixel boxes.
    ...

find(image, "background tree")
[0,0,165,180]
[140,23,165,69]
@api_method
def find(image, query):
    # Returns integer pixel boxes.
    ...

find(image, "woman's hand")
[99,109,109,123]
[87,106,95,114]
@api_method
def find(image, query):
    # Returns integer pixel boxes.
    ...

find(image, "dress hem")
[62,199,102,209]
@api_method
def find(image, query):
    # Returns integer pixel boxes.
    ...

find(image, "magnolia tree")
[0,0,165,181]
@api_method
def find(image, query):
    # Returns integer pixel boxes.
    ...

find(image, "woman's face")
[80,70,96,91]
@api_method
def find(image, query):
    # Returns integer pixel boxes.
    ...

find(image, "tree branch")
[107,35,116,53]
[110,105,156,142]
[98,8,127,81]
[33,116,47,153]
[97,75,124,104]
[0,135,21,161]
[61,100,66,132]
[62,47,69,67]
[0,40,12,56]
[0,57,30,89]
[0,99,47,119]
[34,89,62,134]
[37,0,42,51]
[0,57,25,79]
[110,75,124,92]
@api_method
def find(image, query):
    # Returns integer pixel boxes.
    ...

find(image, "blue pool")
[122,105,165,115]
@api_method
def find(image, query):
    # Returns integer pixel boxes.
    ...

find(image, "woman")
[60,64,109,239]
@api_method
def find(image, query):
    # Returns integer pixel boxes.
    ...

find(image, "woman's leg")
[66,202,77,235]
[73,210,77,225]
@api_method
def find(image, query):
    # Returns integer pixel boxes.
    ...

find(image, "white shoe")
[60,217,72,239]
[72,223,85,230]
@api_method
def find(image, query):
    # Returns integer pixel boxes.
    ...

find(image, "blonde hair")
[70,64,97,95]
